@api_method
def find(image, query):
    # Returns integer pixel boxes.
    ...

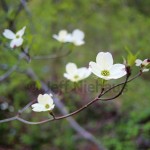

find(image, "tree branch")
[25,68,106,150]
[32,49,73,60]
[0,62,20,82]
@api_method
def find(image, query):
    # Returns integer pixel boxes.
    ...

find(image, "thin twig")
[0,116,17,123]
[0,62,20,82]
[99,73,130,101]
[0,71,140,124]
[18,99,36,114]
[100,71,142,97]
[32,49,72,60]
[25,68,107,150]
[0,70,141,149]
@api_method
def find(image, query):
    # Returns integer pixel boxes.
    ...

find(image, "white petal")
[98,76,112,80]
[135,59,142,66]
[142,68,149,72]
[3,29,15,39]
[44,94,54,105]
[110,64,126,79]
[72,29,84,40]
[59,30,68,38]
[37,94,44,103]
[142,59,149,66]
[66,63,78,75]
[64,73,77,82]
[53,34,59,40]
[48,104,55,111]
[16,26,26,37]
[31,103,45,112]
[65,34,73,42]
[64,73,71,79]
[53,30,69,42]
[89,61,102,78]
[10,38,23,48]
[71,29,85,46]
[73,40,85,46]
[38,94,54,105]
[49,93,53,97]
[96,52,113,69]
[51,104,55,110]
[77,67,91,79]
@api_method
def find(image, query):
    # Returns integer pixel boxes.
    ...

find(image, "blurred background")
[0,0,150,150]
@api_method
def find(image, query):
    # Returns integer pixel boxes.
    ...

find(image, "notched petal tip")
[96,52,113,69]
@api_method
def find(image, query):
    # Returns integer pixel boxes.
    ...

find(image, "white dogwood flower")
[135,59,149,66]
[135,59,150,72]
[89,52,127,80]
[3,26,26,48]
[31,94,55,112]
[53,30,69,43]
[64,63,91,82]
[66,29,85,46]
[53,29,85,46]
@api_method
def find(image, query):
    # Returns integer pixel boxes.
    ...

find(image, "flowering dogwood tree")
[1,25,149,122]
[0,24,149,150]
[0,1,150,150]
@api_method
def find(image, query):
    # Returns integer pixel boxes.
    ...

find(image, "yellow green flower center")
[101,70,110,76]
[16,35,20,39]
[74,75,79,79]
[45,104,50,109]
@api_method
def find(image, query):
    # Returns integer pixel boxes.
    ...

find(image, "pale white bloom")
[66,29,85,46]
[142,68,149,72]
[135,59,149,66]
[3,26,26,48]
[31,94,55,112]
[53,29,85,46]
[135,59,150,72]
[0,102,9,110]
[135,59,143,66]
[53,30,70,43]
[64,63,91,82]
[89,52,127,80]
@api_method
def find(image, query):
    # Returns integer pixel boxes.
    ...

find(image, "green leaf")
[35,80,41,89]
[125,47,139,66]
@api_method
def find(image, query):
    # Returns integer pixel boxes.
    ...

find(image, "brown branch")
[0,67,141,149]
[0,71,131,123]
[25,68,106,150]
[100,71,142,98]
[14,72,130,125]
[99,74,130,101]
[0,70,141,125]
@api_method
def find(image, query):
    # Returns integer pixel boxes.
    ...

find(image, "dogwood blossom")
[135,59,150,72]
[67,29,85,46]
[53,29,85,46]
[53,30,70,43]
[89,52,127,80]
[3,26,26,48]
[31,94,55,112]
[64,63,91,82]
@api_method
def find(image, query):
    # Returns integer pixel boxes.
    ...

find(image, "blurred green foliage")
[0,0,150,149]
